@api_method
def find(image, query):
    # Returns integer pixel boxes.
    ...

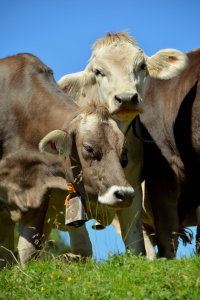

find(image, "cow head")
[39,103,135,209]
[58,31,188,124]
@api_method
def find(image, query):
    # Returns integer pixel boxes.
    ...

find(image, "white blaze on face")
[79,113,121,135]
[79,114,99,132]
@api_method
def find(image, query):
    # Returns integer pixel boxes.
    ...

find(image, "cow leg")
[0,209,15,268]
[41,189,67,249]
[116,188,145,255]
[147,183,179,259]
[112,213,155,258]
[196,206,200,254]
[154,208,179,259]
[66,224,92,258]
[142,183,157,259]
[18,192,50,268]
[143,226,157,260]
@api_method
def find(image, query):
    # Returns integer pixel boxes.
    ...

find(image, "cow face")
[58,32,188,124]
[39,105,135,209]
[86,42,145,120]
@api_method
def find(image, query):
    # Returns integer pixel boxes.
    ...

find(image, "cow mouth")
[106,204,124,210]
[114,108,143,117]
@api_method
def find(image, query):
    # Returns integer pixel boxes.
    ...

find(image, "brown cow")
[139,47,200,259]
[0,53,134,268]
[58,31,189,255]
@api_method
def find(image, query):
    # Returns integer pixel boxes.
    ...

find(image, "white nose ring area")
[98,186,135,206]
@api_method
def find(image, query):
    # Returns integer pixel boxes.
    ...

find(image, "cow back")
[0,54,77,220]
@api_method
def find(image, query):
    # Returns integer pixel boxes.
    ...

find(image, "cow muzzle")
[98,186,135,209]
[115,93,139,106]
[113,93,143,119]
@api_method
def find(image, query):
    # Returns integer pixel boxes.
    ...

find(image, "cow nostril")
[115,190,135,200]
[131,93,138,104]
[114,95,122,105]
[114,191,124,202]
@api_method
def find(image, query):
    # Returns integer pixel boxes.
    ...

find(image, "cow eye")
[83,145,94,154]
[93,69,104,76]
[121,149,128,168]
[140,63,147,71]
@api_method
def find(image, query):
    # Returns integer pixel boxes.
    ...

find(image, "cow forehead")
[79,114,124,140]
[91,42,145,67]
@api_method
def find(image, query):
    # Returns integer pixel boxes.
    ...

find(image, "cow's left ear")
[147,49,188,80]
[39,130,72,156]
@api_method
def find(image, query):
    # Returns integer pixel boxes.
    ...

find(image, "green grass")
[0,253,200,300]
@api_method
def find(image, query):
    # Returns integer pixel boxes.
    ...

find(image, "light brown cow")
[0,53,134,268]
[58,31,189,256]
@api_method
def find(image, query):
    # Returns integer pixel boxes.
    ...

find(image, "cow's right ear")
[39,130,72,157]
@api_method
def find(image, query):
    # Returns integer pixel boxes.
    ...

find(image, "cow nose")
[114,189,135,202]
[114,93,138,107]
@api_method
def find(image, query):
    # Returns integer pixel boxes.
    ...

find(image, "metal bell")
[65,195,88,228]
[92,220,106,230]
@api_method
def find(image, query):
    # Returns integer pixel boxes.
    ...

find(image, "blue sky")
[1,0,199,259]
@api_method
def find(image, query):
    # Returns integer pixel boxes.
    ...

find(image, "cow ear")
[147,49,188,80]
[39,130,72,156]
[58,71,85,101]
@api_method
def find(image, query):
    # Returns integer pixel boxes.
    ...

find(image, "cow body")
[0,53,134,267]
[140,47,200,258]
[58,31,188,256]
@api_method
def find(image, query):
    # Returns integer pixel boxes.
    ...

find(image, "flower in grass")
[40,287,45,291]
[67,277,72,281]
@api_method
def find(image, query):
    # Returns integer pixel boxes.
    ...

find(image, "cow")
[139,47,200,259]
[58,31,189,256]
[0,53,135,268]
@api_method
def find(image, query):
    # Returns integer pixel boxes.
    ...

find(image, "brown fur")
[0,53,77,221]
[140,47,200,258]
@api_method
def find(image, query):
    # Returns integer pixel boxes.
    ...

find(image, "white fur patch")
[79,114,98,133]
[98,185,135,206]
[79,114,120,135]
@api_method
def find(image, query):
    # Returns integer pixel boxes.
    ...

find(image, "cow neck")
[64,140,87,200]
[127,116,155,143]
